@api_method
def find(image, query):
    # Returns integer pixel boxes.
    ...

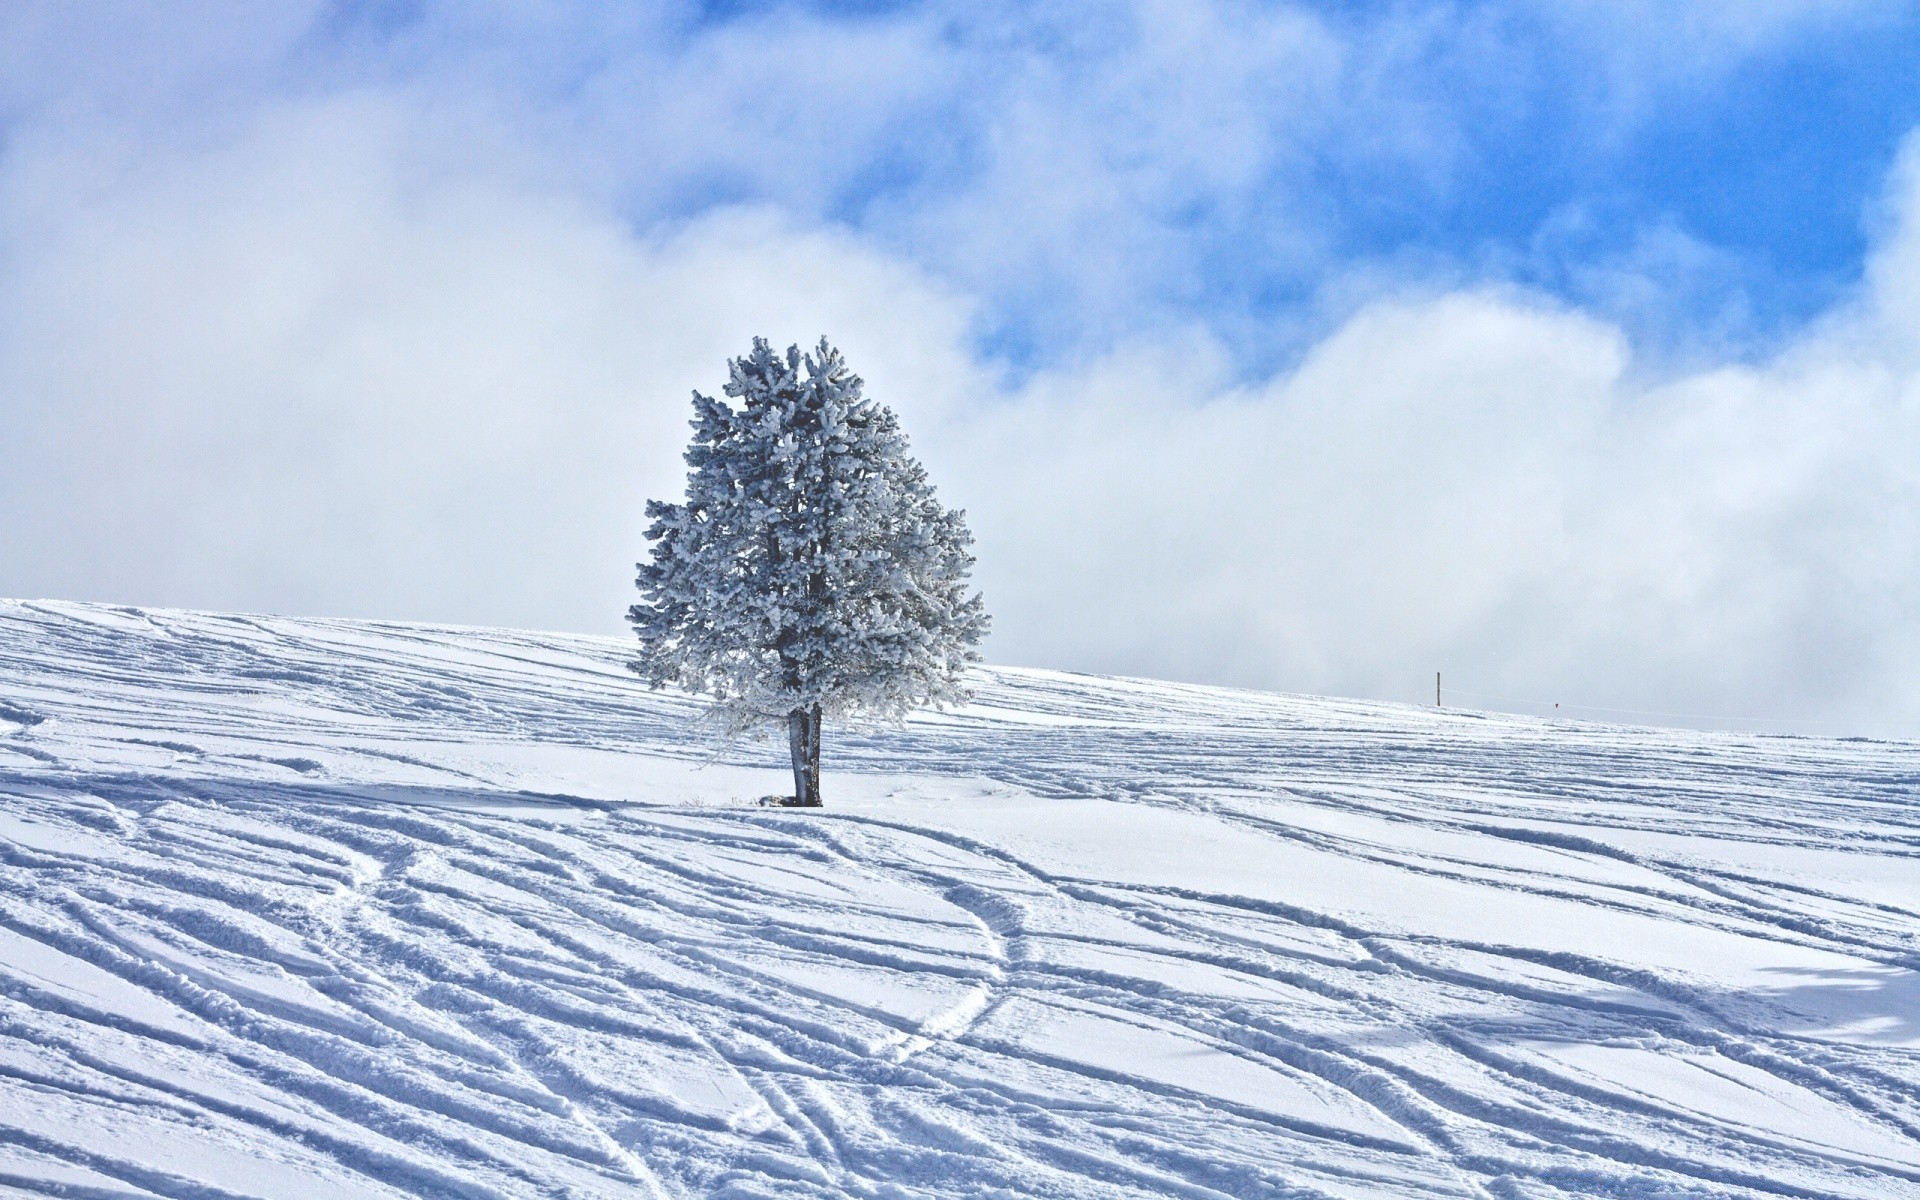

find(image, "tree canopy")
[629,337,987,804]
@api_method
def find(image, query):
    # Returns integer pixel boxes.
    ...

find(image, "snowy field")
[0,599,1917,1199]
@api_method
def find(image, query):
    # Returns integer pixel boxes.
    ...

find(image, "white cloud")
[950,295,1625,693]
[949,155,1920,728]
[0,93,980,633]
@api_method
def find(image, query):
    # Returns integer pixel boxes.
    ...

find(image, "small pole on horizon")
[1436,672,1442,707]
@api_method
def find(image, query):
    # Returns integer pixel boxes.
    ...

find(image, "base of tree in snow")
[758,793,822,807]
[2,599,1918,1199]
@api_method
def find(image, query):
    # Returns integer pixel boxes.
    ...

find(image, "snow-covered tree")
[629,337,988,806]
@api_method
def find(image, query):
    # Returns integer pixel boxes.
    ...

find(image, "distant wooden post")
[1436,672,1442,707]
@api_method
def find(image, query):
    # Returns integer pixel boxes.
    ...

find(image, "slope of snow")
[0,597,1917,1198]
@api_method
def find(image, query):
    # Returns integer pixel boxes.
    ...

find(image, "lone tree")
[629,337,988,806]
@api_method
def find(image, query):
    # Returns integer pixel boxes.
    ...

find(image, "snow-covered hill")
[0,599,1916,1199]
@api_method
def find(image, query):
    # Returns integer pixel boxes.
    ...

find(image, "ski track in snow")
[0,599,1916,1198]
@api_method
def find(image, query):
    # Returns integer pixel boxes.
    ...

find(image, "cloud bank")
[3,2,1919,733]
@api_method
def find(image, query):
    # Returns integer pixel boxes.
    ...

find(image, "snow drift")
[0,599,1916,1198]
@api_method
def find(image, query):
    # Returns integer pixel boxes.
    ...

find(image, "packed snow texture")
[0,598,1916,1199]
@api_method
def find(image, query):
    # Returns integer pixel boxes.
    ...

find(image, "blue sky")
[25,0,1914,368]
[6,1,1920,732]
[313,0,1920,370]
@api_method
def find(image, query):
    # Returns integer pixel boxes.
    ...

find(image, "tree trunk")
[786,704,823,806]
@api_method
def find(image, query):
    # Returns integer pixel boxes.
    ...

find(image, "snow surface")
[0,597,1917,1198]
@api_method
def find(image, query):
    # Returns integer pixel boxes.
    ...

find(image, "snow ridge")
[0,599,1917,1197]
